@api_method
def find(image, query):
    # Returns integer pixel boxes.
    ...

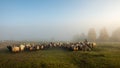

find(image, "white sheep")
[19,44,25,51]
[12,46,20,53]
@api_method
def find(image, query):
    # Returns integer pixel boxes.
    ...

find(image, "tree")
[72,33,87,42]
[87,28,96,42]
[98,27,109,41]
[72,34,80,42]
[80,33,87,40]
[111,27,120,41]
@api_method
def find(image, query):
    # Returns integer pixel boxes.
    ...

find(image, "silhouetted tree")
[88,28,96,42]
[111,27,120,41]
[72,33,87,42]
[72,34,80,42]
[98,27,109,41]
[80,33,87,40]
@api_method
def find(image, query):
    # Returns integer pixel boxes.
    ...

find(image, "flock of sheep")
[6,40,96,53]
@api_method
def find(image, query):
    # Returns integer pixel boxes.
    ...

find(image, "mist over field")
[1,1,120,68]
[0,0,120,41]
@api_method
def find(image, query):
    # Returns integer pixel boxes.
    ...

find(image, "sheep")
[6,41,96,52]
[7,45,12,52]
[91,42,97,48]
[19,44,25,51]
[40,45,44,50]
[49,42,53,48]
[12,46,20,53]
[25,43,31,50]
[28,45,36,51]
[69,44,78,51]
[36,45,40,50]
[81,43,92,51]
[53,43,57,47]
[29,46,34,51]
[73,46,79,51]
[26,43,31,48]
[43,44,49,49]
[7,45,20,52]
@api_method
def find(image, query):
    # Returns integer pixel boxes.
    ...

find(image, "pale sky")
[0,0,120,41]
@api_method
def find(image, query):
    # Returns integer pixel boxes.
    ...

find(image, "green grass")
[0,43,120,68]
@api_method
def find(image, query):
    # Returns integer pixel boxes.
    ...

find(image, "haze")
[0,0,120,41]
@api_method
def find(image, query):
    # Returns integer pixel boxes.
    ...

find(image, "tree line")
[73,27,120,42]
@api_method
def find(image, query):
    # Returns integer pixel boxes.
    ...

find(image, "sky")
[0,0,120,41]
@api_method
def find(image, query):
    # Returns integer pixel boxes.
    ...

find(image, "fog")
[0,0,120,41]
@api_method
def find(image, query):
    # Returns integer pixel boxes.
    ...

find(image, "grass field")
[0,42,120,68]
